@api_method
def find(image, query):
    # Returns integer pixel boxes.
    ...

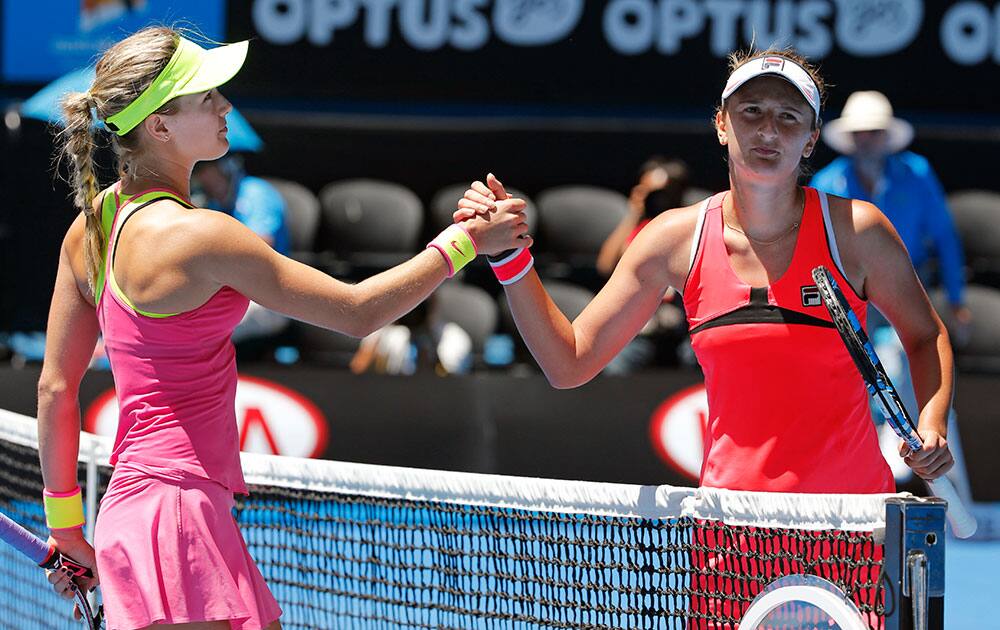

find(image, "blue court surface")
[947,538,1000,628]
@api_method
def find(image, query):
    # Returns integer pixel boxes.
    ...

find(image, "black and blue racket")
[0,510,103,628]
[811,265,977,538]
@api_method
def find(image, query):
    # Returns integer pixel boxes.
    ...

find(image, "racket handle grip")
[927,475,977,538]
[0,511,52,565]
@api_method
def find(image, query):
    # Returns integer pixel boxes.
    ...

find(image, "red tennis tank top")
[682,187,894,493]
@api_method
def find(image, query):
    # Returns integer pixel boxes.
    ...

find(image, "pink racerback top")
[96,183,250,493]
[682,187,894,494]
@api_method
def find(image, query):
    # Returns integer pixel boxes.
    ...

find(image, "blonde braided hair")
[57,26,178,292]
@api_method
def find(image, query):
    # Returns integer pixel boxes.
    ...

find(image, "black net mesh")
[236,486,884,629]
[0,437,110,629]
[2,435,885,630]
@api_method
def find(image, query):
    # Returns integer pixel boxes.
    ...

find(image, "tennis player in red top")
[38,26,528,630]
[459,49,955,494]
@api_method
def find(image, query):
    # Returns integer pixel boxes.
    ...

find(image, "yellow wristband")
[427,224,478,277]
[43,487,85,530]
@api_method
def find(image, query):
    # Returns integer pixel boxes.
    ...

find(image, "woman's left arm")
[37,215,101,597]
[852,200,955,479]
[38,215,100,493]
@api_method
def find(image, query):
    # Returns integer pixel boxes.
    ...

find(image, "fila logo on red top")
[801,285,822,307]
[83,376,329,458]
[648,384,709,481]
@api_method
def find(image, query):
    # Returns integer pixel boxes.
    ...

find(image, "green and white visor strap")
[104,36,248,136]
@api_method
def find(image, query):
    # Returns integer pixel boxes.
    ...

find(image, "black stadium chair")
[318,179,423,276]
[293,322,362,367]
[946,189,1000,287]
[428,282,498,353]
[429,283,500,371]
[535,185,628,261]
[930,284,1000,373]
[263,177,321,265]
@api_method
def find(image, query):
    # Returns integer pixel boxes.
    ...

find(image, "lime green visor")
[104,36,248,136]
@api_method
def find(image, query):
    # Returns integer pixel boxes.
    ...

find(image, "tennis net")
[1,409,911,629]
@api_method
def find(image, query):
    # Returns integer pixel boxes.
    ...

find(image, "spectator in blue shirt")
[194,155,291,255]
[193,156,292,343]
[810,91,970,330]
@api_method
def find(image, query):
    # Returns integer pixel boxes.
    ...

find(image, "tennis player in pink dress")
[36,26,530,630]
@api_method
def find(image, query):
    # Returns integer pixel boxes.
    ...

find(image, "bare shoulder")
[62,211,87,254]
[619,202,704,286]
[138,202,248,250]
[140,203,277,276]
[825,194,906,291]
[61,212,90,296]
[633,202,703,250]
[63,185,112,255]
[172,203,241,233]
[60,186,118,299]
[112,201,275,294]
[825,194,897,249]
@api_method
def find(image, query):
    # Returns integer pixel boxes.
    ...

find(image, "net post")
[883,497,946,630]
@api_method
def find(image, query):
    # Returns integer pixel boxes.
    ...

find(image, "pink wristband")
[43,487,82,498]
[489,247,534,285]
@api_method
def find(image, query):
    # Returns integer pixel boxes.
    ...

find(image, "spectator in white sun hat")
[811,90,969,335]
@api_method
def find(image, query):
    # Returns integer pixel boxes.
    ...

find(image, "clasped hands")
[454,173,533,255]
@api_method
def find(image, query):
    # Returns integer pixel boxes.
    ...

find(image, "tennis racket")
[0,510,103,628]
[811,265,977,539]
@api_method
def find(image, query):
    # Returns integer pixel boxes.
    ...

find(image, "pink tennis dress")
[93,184,282,630]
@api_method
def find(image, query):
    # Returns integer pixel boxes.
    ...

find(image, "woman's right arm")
[478,179,697,388]
[188,201,529,338]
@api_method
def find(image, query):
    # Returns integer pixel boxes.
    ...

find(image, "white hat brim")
[822,117,914,155]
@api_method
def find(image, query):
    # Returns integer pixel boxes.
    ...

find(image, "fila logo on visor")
[762,57,786,71]
[801,285,822,307]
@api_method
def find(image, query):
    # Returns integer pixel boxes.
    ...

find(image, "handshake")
[453,173,533,258]
[423,173,534,285]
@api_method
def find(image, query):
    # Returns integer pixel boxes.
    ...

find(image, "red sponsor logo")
[83,375,328,458]
[648,383,709,481]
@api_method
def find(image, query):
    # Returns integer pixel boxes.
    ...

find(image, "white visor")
[721,56,821,123]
